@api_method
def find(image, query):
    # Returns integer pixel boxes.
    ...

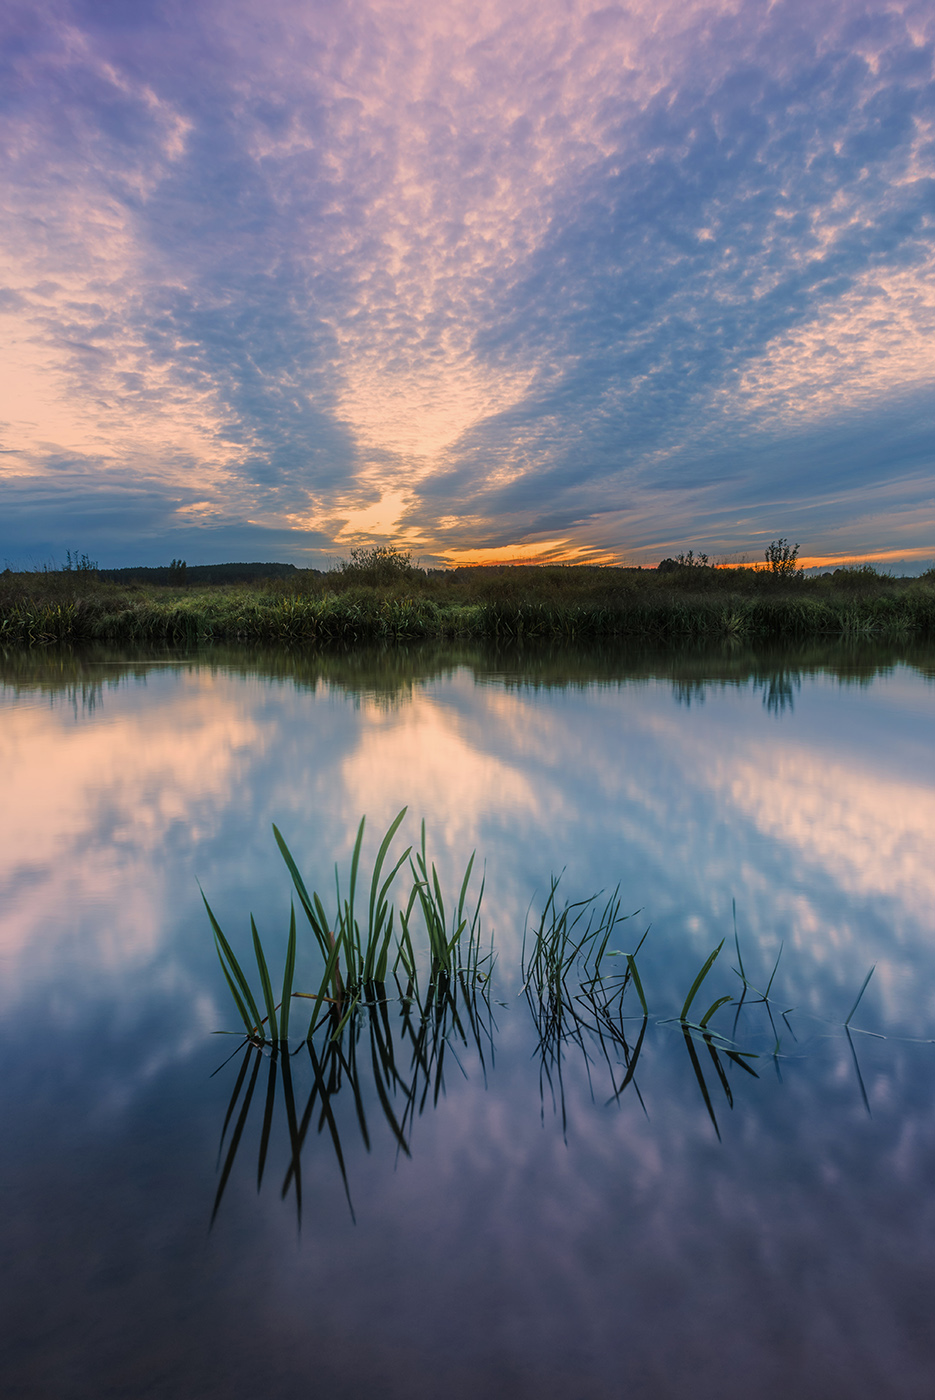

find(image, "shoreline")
[2,564,934,647]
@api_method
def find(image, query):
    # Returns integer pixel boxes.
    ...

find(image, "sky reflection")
[2,650,934,1032]
[2,647,935,1398]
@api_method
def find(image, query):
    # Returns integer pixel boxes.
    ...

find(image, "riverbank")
[2,561,934,646]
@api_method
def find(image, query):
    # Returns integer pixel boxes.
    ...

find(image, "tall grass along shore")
[3,547,934,648]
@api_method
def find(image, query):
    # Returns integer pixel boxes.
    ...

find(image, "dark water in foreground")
[2,642,934,1399]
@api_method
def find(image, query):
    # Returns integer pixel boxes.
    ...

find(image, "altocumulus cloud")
[0,0,932,568]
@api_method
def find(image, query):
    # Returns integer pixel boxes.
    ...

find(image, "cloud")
[0,0,932,565]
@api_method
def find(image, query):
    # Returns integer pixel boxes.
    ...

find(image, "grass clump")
[204,809,490,1046]
[205,821,906,1218]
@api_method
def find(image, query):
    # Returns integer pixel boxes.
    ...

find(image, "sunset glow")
[0,0,932,568]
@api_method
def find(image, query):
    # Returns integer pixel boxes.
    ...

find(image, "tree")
[763,539,799,576]
[340,545,415,583]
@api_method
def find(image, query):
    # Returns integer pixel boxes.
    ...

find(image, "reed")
[519,878,648,1130]
[206,833,902,1216]
[204,810,491,1045]
[3,560,934,648]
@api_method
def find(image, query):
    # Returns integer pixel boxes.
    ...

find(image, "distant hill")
[98,561,307,585]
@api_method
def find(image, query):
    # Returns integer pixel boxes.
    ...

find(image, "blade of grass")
[331,992,360,1040]
[626,954,648,1016]
[764,942,783,1000]
[252,916,278,1042]
[456,852,476,930]
[364,847,411,981]
[367,807,407,935]
[724,1049,760,1077]
[845,965,875,1027]
[680,939,724,1022]
[733,899,748,986]
[394,899,418,980]
[279,904,297,1041]
[214,947,256,1036]
[700,994,732,1028]
[305,934,346,1039]
[203,893,263,1033]
[346,816,366,968]
[272,825,330,958]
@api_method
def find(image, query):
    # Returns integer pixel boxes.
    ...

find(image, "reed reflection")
[209,850,910,1227]
[212,966,497,1226]
[3,636,933,713]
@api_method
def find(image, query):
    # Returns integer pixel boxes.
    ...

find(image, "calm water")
[2,642,935,1399]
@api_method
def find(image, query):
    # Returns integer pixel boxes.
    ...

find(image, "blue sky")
[1,0,933,569]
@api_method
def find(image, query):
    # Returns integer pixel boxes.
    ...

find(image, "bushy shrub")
[337,545,417,586]
[763,539,800,576]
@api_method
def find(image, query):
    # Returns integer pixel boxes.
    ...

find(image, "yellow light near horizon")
[722,546,934,571]
[443,539,622,567]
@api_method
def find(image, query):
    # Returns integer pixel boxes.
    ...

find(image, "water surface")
[2,642,934,1399]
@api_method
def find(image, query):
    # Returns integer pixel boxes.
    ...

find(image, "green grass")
[205,816,889,1059]
[3,558,934,648]
[205,819,905,1216]
[205,810,491,1045]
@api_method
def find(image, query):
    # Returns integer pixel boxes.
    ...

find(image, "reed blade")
[215,949,256,1035]
[203,892,263,1033]
[626,954,648,1016]
[252,916,279,1042]
[272,825,330,957]
[279,904,297,1042]
[724,1049,760,1077]
[346,816,366,960]
[305,934,345,1039]
[700,994,732,1028]
[764,942,783,1000]
[456,852,476,927]
[332,993,360,1040]
[845,965,875,1027]
[367,807,408,934]
[732,899,746,983]
[680,939,724,1022]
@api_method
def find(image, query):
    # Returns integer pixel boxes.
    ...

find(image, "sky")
[0,0,933,571]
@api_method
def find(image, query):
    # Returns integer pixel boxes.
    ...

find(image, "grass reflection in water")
[206,816,907,1226]
[212,967,498,1226]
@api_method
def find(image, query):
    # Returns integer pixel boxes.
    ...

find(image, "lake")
[2,641,934,1399]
